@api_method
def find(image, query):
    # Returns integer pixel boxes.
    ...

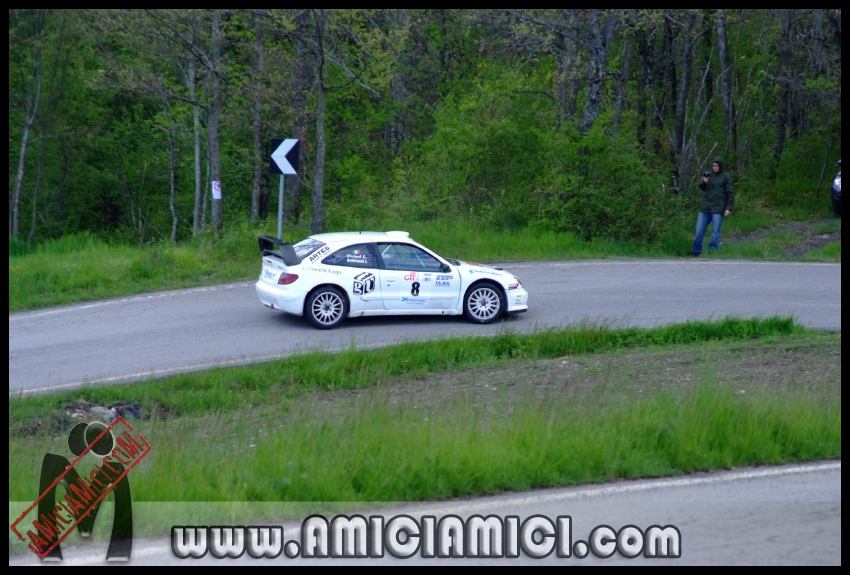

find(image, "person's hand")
[724,209,731,217]
[703,176,709,183]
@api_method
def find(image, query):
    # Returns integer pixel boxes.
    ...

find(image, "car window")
[322,244,377,268]
[293,238,329,262]
[376,243,443,272]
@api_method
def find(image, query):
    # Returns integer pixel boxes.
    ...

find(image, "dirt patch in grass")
[304,334,841,419]
[724,219,841,258]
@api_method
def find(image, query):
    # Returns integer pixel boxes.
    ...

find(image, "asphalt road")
[9,461,841,565]
[8,259,841,394]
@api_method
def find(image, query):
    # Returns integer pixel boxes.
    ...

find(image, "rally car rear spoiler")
[258,236,302,266]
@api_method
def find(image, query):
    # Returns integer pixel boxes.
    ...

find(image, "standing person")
[692,157,734,255]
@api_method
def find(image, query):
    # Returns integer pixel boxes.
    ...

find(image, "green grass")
[802,242,841,261]
[8,316,803,427]
[11,375,838,506]
[9,229,264,312]
[809,220,843,234]
[717,232,801,260]
[8,318,839,549]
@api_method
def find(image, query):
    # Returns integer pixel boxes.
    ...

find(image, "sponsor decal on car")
[346,252,369,263]
[423,273,432,282]
[403,272,418,281]
[435,280,451,287]
[401,297,426,305]
[264,270,276,280]
[468,269,501,276]
[309,245,331,262]
[436,275,454,281]
[308,266,342,276]
[353,272,376,295]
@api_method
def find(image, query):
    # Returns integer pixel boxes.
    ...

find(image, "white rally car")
[255,231,529,329]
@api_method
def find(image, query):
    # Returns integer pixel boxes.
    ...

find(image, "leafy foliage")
[7,9,842,251]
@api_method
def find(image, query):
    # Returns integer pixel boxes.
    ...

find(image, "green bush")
[9,236,29,257]
[539,113,676,242]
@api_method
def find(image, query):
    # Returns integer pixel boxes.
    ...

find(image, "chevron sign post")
[270,138,300,239]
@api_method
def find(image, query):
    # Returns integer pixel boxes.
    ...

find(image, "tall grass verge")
[8,226,274,312]
[8,374,840,505]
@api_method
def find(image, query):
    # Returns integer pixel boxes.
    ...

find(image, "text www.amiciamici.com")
[172,515,681,560]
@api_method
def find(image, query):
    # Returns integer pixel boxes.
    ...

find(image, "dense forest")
[8,9,842,249]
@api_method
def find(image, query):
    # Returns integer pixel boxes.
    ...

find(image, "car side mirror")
[440,263,451,273]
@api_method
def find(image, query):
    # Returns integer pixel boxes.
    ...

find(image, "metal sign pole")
[270,137,298,240]
[277,175,284,240]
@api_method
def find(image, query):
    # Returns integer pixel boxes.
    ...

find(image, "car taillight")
[278,273,299,285]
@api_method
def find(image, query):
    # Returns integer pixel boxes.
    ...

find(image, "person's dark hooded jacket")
[698,157,734,214]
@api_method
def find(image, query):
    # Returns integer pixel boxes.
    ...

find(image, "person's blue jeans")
[692,211,724,254]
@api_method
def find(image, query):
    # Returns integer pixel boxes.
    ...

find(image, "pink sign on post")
[211,181,222,200]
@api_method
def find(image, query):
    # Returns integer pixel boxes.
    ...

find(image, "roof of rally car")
[303,230,413,244]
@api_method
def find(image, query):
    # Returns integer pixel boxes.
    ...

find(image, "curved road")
[9,259,841,394]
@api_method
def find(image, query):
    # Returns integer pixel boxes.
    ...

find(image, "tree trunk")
[51,158,69,239]
[28,138,45,247]
[635,27,654,156]
[673,13,698,165]
[715,9,734,146]
[565,13,579,118]
[773,10,791,177]
[311,10,327,234]
[580,10,616,135]
[168,128,178,243]
[11,22,44,240]
[553,31,568,128]
[12,121,34,240]
[188,61,203,235]
[202,144,209,228]
[654,18,677,140]
[390,75,405,154]
[312,73,327,234]
[250,14,265,223]
[209,10,223,233]
[287,9,313,224]
[613,14,633,135]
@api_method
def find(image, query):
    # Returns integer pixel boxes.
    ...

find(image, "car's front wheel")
[463,282,505,324]
[305,286,348,329]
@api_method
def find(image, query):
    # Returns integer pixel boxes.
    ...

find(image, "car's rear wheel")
[305,287,348,329]
[463,282,505,324]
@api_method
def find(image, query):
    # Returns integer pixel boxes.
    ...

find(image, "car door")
[375,242,458,310]
[318,243,383,312]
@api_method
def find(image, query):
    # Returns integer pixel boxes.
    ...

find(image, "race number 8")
[411,282,420,296]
